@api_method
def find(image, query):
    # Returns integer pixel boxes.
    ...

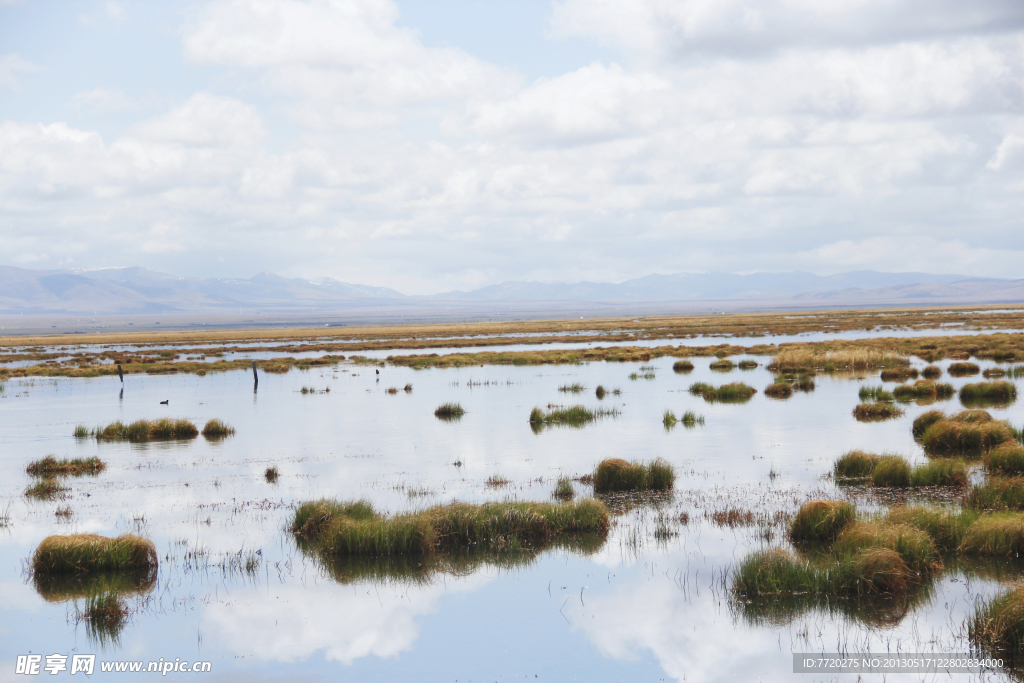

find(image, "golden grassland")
[4,305,1024,378]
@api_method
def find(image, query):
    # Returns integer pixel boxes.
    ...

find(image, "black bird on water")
[160,400,169,405]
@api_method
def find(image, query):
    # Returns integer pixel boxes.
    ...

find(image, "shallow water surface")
[1,352,1023,681]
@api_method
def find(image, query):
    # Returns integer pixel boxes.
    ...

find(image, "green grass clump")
[960,381,1017,406]
[26,456,105,477]
[922,365,942,379]
[25,479,67,500]
[909,459,969,487]
[959,513,1024,555]
[969,583,1024,660]
[892,380,955,402]
[921,419,1014,456]
[948,362,981,376]
[733,547,916,599]
[435,402,465,420]
[73,425,90,438]
[709,359,735,372]
[681,410,704,427]
[738,360,758,370]
[291,498,610,557]
[672,360,694,373]
[852,402,904,422]
[912,410,947,440]
[662,410,677,428]
[688,382,756,403]
[986,444,1024,476]
[763,382,792,399]
[880,367,919,382]
[884,506,975,553]
[834,522,942,574]
[32,534,157,575]
[595,385,606,399]
[553,476,575,501]
[790,500,855,543]
[834,450,880,478]
[529,405,618,429]
[858,385,894,402]
[592,458,675,493]
[732,548,823,597]
[984,367,1008,379]
[94,419,198,442]
[871,456,911,487]
[968,477,1024,510]
[558,383,586,394]
[201,419,235,439]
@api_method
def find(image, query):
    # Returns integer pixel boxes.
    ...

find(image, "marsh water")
[3,336,1024,681]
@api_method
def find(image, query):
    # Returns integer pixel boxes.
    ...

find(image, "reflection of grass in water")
[80,592,129,648]
[960,381,1018,408]
[969,582,1024,666]
[33,567,158,603]
[681,410,704,427]
[558,383,586,394]
[25,478,67,500]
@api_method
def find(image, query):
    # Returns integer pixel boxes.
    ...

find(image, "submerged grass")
[291,498,610,557]
[92,418,198,442]
[25,479,67,500]
[529,405,618,429]
[688,382,757,403]
[558,383,586,394]
[592,458,675,493]
[32,534,157,575]
[26,456,105,476]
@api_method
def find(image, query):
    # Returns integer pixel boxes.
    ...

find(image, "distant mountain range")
[1,265,1022,316]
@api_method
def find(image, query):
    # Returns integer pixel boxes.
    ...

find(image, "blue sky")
[1,0,1023,293]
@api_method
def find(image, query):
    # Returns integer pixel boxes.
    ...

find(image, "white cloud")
[68,87,136,114]
[0,53,41,88]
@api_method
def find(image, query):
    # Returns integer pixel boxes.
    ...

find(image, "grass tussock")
[948,362,981,376]
[858,386,894,402]
[529,405,618,429]
[833,521,942,574]
[553,476,575,501]
[92,418,198,442]
[969,583,1024,660]
[732,547,917,599]
[921,419,1013,456]
[984,367,1008,379]
[922,365,942,379]
[986,444,1024,476]
[681,410,705,427]
[833,452,967,487]
[663,410,678,428]
[25,479,67,500]
[688,381,756,403]
[594,385,606,399]
[880,367,919,382]
[709,359,735,372]
[789,500,856,543]
[769,347,908,373]
[73,425,90,438]
[26,456,105,477]
[738,359,758,370]
[960,381,1017,406]
[852,402,905,422]
[265,466,279,483]
[892,380,955,402]
[558,382,586,394]
[968,477,1024,511]
[592,458,675,493]
[763,382,793,399]
[434,402,465,420]
[201,419,235,439]
[291,498,610,557]
[32,534,157,575]
[672,360,694,373]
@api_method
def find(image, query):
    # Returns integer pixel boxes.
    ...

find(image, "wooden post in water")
[252,361,258,389]
[117,363,123,383]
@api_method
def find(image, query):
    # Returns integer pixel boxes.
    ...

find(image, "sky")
[1,0,1023,295]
